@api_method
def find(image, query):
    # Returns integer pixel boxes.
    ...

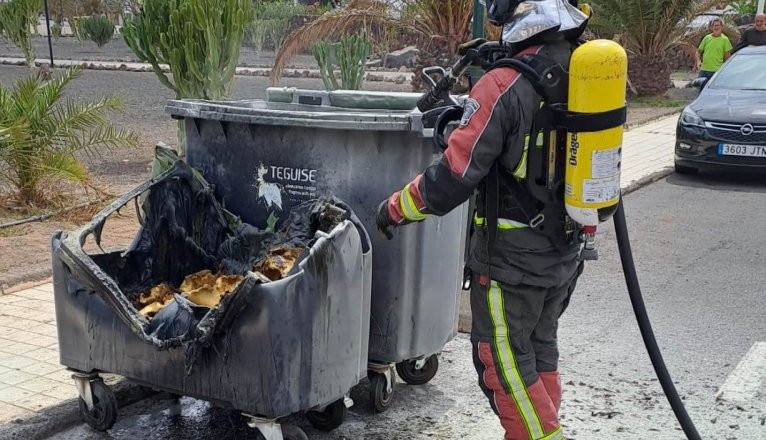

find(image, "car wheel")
[674,162,698,175]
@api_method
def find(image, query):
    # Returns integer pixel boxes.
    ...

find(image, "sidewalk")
[0,113,681,428]
[0,283,73,423]
[0,56,414,83]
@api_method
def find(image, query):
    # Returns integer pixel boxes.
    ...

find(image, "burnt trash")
[67,158,358,360]
[52,150,372,420]
[167,92,471,413]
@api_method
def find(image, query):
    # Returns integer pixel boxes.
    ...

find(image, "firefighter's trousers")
[470,265,582,440]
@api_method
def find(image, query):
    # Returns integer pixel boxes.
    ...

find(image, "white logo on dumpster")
[256,164,283,211]
[254,163,318,211]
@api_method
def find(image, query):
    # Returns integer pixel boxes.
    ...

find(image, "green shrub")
[0,67,139,205]
[312,33,371,90]
[122,0,253,154]
[245,19,268,52]
[251,0,311,50]
[0,0,41,67]
[731,0,757,15]
[51,22,61,40]
[80,15,115,48]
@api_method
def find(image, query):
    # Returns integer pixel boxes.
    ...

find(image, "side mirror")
[690,77,709,92]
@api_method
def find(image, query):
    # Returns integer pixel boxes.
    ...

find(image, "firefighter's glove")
[376,199,396,240]
[458,38,488,56]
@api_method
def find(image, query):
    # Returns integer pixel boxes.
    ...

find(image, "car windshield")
[709,54,766,90]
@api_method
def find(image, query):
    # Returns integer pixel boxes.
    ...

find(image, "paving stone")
[0,354,37,370]
[16,376,62,394]
[0,342,39,355]
[0,316,44,332]
[14,393,63,411]
[0,401,34,423]
[23,347,60,362]
[0,368,37,385]
[45,369,74,384]
[20,361,64,376]
[0,385,35,403]
[0,295,28,304]
[31,284,54,294]
[41,383,79,400]
[18,289,55,302]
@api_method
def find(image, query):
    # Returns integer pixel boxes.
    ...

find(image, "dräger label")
[569,133,579,166]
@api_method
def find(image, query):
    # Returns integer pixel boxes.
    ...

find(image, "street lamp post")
[469,0,485,86]
[472,0,484,39]
[42,0,54,66]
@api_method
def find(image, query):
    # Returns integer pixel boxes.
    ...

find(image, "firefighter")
[375,1,592,439]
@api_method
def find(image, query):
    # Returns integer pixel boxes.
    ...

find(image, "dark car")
[674,45,766,174]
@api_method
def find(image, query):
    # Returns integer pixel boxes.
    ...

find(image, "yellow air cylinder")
[565,39,628,228]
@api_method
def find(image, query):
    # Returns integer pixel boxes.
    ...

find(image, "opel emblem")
[741,124,754,136]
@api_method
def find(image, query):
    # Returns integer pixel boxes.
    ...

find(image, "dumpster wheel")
[305,398,348,431]
[369,371,395,413]
[396,354,439,385]
[77,379,118,431]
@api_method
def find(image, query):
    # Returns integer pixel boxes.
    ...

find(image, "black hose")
[613,201,702,440]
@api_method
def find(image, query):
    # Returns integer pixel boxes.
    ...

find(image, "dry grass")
[0,225,28,237]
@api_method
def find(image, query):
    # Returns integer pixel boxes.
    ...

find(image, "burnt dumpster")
[166,88,469,412]
[51,152,372,439]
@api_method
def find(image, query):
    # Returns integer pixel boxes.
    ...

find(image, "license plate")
[718,144,766,157]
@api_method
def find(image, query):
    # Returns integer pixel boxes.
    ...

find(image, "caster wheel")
[306,398,347,431]
[281,424,309,440]
[369,372,395,413]
[78,379,118,431]
[396,354,439,385]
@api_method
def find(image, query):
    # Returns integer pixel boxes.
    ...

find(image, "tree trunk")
[628,55,672,97]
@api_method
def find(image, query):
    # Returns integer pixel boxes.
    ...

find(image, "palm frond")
[65,125,140,159]
[271,6,416,84]
[37,95,125,155]
[0,67,138,204]
[590,0,728,56]
[36,152,89,183]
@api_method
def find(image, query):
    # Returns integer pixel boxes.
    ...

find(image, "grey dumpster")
[166,88,469,412]
[52,155,372,439]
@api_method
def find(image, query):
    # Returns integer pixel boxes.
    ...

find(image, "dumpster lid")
[165,97,425,132]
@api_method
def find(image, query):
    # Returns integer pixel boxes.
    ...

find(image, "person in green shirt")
[694,18,733,79]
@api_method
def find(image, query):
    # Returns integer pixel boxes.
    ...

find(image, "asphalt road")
[35,171,766,440]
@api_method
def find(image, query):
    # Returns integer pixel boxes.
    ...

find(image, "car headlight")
[680,107,704,127]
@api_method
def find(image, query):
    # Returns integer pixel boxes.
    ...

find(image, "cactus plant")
[0,0,42,67]
[122,0,252,154]
[312,33,371,91]
[51,22,61,40]
[80,16,114,48]
[122,0,252,101]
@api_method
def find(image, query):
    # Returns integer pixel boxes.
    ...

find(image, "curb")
[0,379,155,440]
[1,275,52,296]
[625,108,682,131]
[0,58,413,84]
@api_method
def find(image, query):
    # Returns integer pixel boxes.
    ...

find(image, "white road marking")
[716,342,766,404]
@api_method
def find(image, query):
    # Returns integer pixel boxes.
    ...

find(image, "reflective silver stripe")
[488,281,545,438]
[540,426,564,440]
[399,184,428,221]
